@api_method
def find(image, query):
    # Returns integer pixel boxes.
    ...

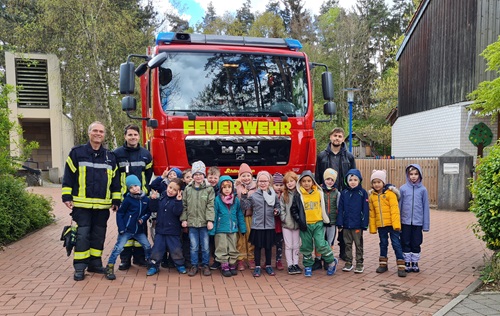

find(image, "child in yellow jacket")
[368,170,406,277]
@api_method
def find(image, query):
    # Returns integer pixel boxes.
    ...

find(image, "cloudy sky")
[152,0,369,26]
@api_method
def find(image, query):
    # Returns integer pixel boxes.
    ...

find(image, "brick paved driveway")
[0,186,489,316]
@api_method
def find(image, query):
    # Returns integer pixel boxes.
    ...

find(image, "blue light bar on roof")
[156,32,176,45]
[285,39,303,51]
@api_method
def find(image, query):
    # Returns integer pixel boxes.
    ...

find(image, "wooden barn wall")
[398,0,477,116]
[475,0,500,86]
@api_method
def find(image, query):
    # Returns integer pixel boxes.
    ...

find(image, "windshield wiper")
[232,110,288,121]
[165,109,229,119]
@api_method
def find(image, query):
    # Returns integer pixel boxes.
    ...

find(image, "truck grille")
[185,136,291,166]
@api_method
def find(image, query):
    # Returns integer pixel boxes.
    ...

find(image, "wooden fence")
[356,158,439,207]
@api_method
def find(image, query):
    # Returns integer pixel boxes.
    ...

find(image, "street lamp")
[343,88,359,153]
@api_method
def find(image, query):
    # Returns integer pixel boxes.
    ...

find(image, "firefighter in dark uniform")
[62,121,121,281]
[113,124,153,270]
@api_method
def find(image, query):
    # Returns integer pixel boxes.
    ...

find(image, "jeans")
[378,226,403,260]
[189,227,210,266]
[108,232,151,265]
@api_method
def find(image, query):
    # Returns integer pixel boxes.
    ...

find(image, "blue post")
[348,100,353,153]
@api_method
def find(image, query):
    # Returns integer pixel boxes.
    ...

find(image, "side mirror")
[148,52,168,69]
[119,62,135,94]
[324,101,336,115]
[322,72,334,100]
[147,119,158,128]
[121,96,137,112]
[135,62,148,77]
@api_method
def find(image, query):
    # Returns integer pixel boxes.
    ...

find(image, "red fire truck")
[119,32,335,177]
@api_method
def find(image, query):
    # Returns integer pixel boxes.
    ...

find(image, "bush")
[470,142,500,251]
[0,174,54,245]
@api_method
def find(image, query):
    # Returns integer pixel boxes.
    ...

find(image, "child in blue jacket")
[105,175,152,280]
[337,169,369,274]
[147,178,186,276]
[399,164,430,273]
[209,176,246,277]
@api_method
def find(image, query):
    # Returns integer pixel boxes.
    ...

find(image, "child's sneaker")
[188,266,198,277]
[287,265,296,275]
[229,264,238,275]
[210,261,221,270]
[354,264,364,274]
[176,265,187,274]
[253,266,261,277]
[342,262,353,272]
[311,258,322,271]
[248,260,256,270]
[304,267,312,277]
[265,266,276,276]
[326,258,338,276]
[294,265,303,274]
[220,263,232,277]
[202,265,212,276]
[146,265,158,276]
[276,260,284,270]
[412,262,420,273]
[237,260,246,271]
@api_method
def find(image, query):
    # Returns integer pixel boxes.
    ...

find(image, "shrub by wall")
[0,174,54,245]
[470,142,500,251]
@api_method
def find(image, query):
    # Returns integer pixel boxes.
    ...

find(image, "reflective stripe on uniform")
[74,250,90,260]
[123,239,135,247]
[66,156,77,173]
[133,241,143,247]
[90,248,103,257]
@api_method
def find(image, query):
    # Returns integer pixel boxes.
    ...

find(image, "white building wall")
[392,102,498,158]
[392,105,462,157]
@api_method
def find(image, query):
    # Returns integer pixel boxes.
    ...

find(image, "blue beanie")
[168,167,183,178]
[125,175,141,189]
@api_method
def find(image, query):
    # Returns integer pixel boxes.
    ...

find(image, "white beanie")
[370,169,387,184]
[191,160,206,176]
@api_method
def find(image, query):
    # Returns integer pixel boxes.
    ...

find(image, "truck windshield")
[158,52,308,117]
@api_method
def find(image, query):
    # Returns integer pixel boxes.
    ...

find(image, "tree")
[0,78,38,174]
[0,0,157,147]
[468,35,500,122]
[248,11,286,38]
[236,0,254,35]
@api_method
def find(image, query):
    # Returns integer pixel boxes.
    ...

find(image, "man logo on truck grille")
[222,146,258,154]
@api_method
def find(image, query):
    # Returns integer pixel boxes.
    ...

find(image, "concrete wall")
[5,52,74,182]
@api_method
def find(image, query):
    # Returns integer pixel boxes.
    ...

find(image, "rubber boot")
[397,259,407,277]
[376,257,388,273]
[105,264,116,280]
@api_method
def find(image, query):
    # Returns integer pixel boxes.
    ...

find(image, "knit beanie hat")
[191,160,206,176]
[168,167,183,178]
[272,172,284,185]
[256,171,272,183]
[323,168,338,183]
[370,169,387,184]
[125,175,141,189]
[238,163,252,177]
